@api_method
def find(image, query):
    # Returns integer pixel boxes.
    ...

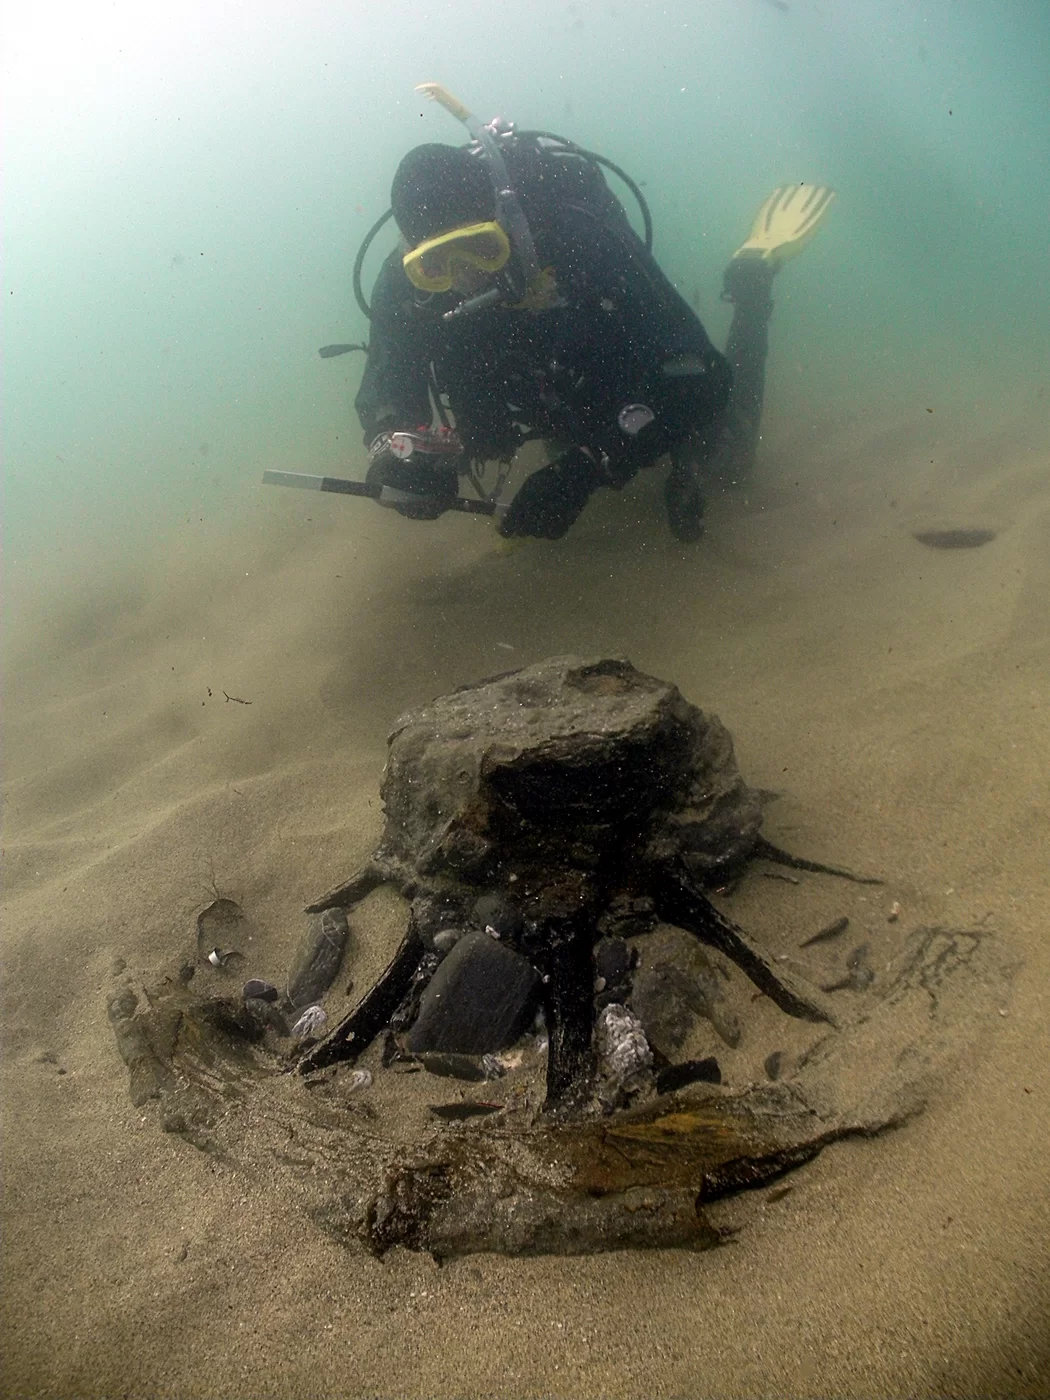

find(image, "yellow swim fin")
[732,184,836,267]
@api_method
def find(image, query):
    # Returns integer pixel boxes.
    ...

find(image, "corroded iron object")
[106,658,1014,1258]
[299,656,856,1098]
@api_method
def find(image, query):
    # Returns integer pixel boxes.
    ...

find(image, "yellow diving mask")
[402,220,511,292]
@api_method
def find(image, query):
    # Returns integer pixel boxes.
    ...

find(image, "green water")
[3,0,1048,572]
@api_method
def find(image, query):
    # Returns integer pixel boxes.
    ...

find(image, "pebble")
[594,935,632,987]
[286,908,349,1011]
[418,1051,504,1081]
[290,1004,327,1042]
[846,942,876,989]
[345,1069,373,1092]
[655,1057,721,1093]
[406,932,540,1055]
[242,979,279,1003]
[631,957,740,1052]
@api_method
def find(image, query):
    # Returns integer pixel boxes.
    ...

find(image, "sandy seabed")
[3,409,1049,1399]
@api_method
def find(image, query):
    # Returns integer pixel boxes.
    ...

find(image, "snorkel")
[415,83,542,319]
[347,86,651,324]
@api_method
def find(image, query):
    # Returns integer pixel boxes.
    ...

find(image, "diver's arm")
[354,251,433,443]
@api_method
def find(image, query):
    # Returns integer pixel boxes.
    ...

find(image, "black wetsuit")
[356,158,734,488]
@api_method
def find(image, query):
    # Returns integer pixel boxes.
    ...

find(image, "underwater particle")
[913,528,996,550]
[291,1004,328,1042]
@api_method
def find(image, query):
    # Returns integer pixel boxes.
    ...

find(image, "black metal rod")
[262,470,496,516]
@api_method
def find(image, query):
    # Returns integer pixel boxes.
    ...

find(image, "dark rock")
[629,962,700,1055]
[764,1050,785,1081]
[286,909,349,1010]
[822,944,876,994]
[412,893,469,950]
[656,1057,722,1093]
[847,943,876,989]
[432,930,463,954]
[472,894,524,941]
[407,932,541,1055]
[596,894,657,940]
[243,979,279,1003]
[371,656,762,895]
[594,936,632,988]
[630,928,741,1053]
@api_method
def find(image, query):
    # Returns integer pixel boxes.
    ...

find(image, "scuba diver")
[353,84,835,542]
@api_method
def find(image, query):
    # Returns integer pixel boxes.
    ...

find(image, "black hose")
[516,130,653,251]
[353,207,395,319]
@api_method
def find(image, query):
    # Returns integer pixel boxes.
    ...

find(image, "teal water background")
[4,0,1048,577]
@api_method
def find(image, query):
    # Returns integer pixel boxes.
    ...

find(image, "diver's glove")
[366,427,464,520]
[498,448,603,540]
